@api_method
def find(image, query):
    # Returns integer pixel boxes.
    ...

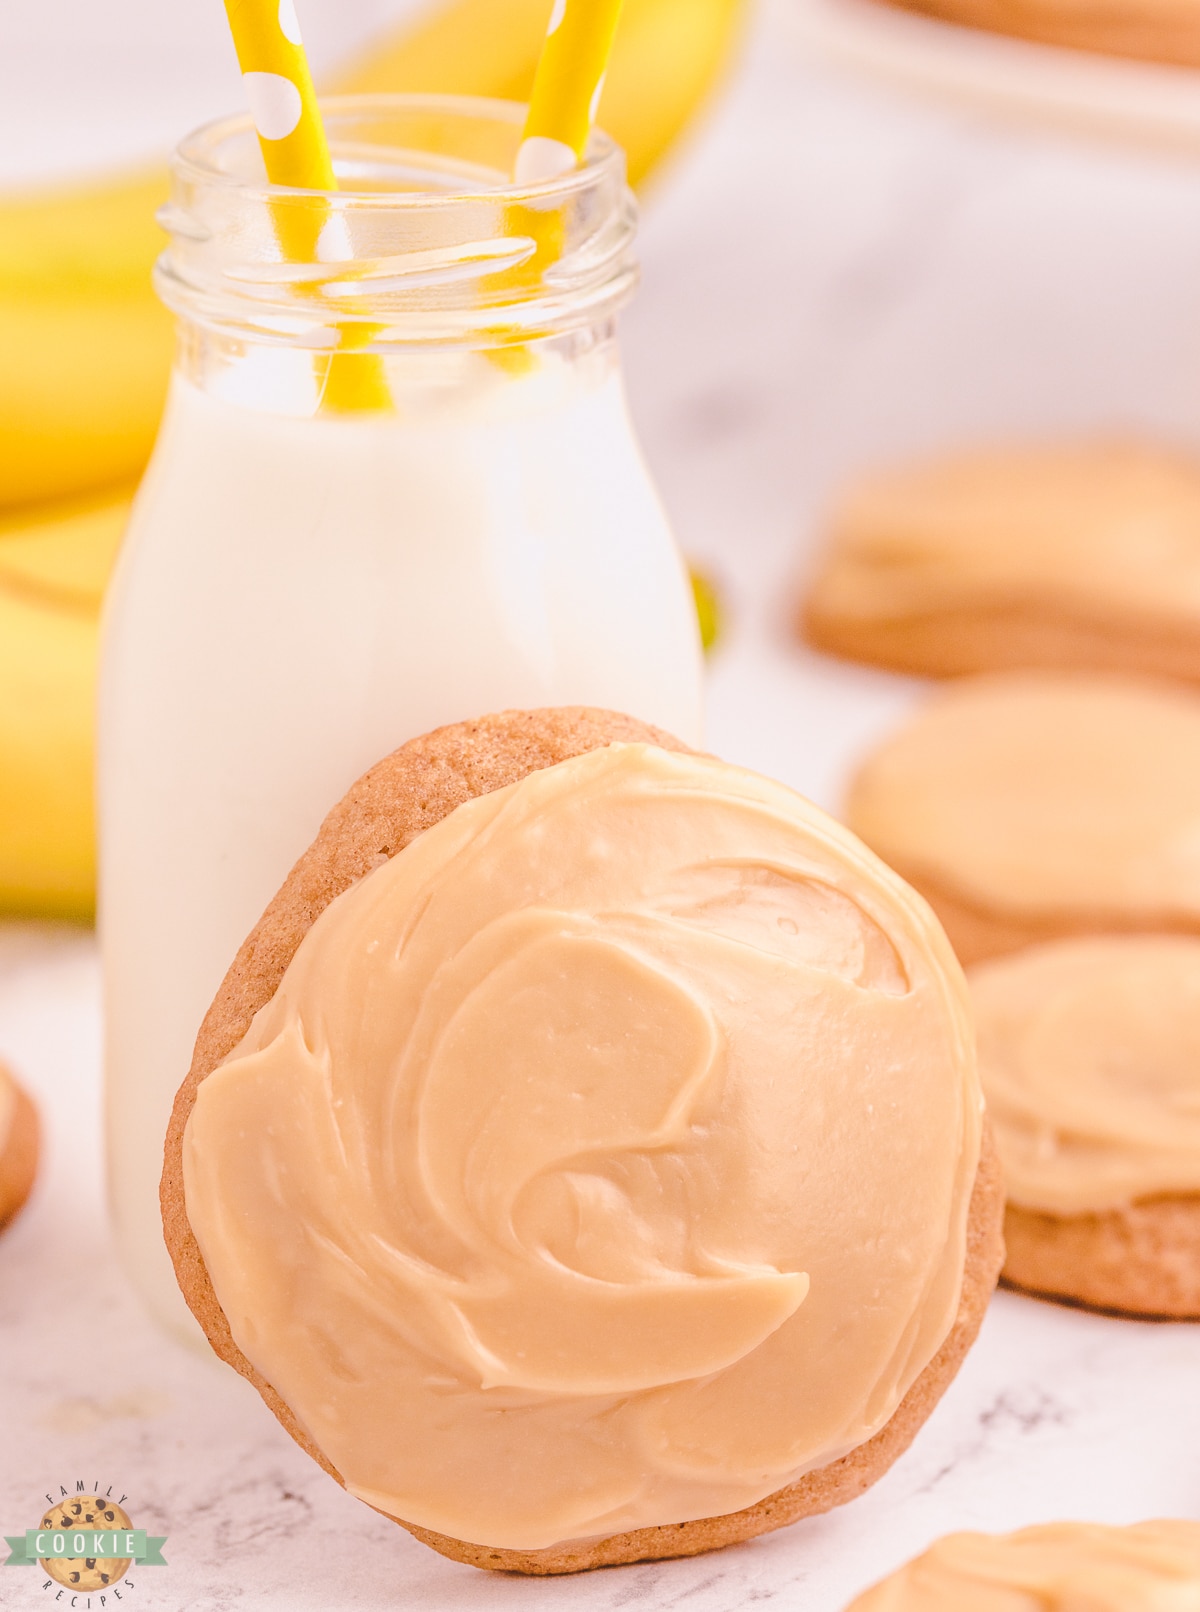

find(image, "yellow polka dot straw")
[516,0,627,182]
[224,0,334,190]
[223,0,388,409]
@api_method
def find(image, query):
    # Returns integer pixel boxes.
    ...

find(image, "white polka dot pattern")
[277,0,303,45]
[243,70,304,141]
[518,0,624,181]
[315,212,355,263]
[514,134,577,183]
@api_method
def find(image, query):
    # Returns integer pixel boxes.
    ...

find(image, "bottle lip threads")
[155,93,639,349]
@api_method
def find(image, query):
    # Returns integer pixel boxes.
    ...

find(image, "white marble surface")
[5,0,1200,1603]
[2,937,1199,1611]
[2,928,1198,1609]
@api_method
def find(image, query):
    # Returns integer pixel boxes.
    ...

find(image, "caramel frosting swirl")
[972,935,1200,1214]
[183,743,980,1550]
[848,1521,1200,1610]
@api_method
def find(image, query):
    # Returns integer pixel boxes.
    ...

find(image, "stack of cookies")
[802,448,1200,1318]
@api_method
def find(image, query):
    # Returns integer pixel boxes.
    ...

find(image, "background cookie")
[801,444,1200,684]
[0,1057,39,1230]
[845,1519,1200,1608]
[873,0,1200,68]
[970,935,1200,1318]
[846,672,1200,965]
[1003,1196,1200,1318]
[161,706,1005,1574]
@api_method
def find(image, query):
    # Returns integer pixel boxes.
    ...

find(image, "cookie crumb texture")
[1004,1198,1200,1319]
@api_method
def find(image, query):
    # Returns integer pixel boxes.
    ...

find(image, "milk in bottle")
[99,96,703,1340]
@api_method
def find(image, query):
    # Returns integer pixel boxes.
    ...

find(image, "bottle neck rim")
[156,94,639,349]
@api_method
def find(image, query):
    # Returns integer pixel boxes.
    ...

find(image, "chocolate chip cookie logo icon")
[3,1483,167,1602]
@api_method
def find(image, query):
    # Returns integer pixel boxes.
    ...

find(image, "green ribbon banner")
[4,1530,167,1566]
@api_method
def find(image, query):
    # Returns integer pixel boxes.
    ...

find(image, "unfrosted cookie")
[972,934,1200,1317]
[845,671,1200,966]
[161,706,1003,1574]
[846,1519,1200,1609]
[0,1058,38,1230]
[802,444,1200,683]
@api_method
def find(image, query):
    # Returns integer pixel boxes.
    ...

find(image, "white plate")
[789,0,1200,159]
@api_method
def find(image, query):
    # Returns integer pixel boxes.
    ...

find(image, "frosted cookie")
[801,444,1200,683]
[845,672,1200,966]
[0,1058,38,1230]
[972,934,1200,1317]
[846,1520,1200,1609]
[161,706,1003,1574]
[872,0,1200,68]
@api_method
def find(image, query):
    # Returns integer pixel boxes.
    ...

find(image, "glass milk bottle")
[99,94,704,1341]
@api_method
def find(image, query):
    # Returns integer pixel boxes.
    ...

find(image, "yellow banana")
[0,478,721,919]
[0,488,132,918]
[0,173,173,509]
[337,0,744,187]
[0,0,744,512]
[0,481,129,607]
[2,0,743,917]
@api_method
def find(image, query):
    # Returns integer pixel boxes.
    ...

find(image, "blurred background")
[11,0,1200,872]
[5,4,1200,1598]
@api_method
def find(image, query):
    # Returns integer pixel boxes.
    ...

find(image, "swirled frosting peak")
[183,743,980,1550]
